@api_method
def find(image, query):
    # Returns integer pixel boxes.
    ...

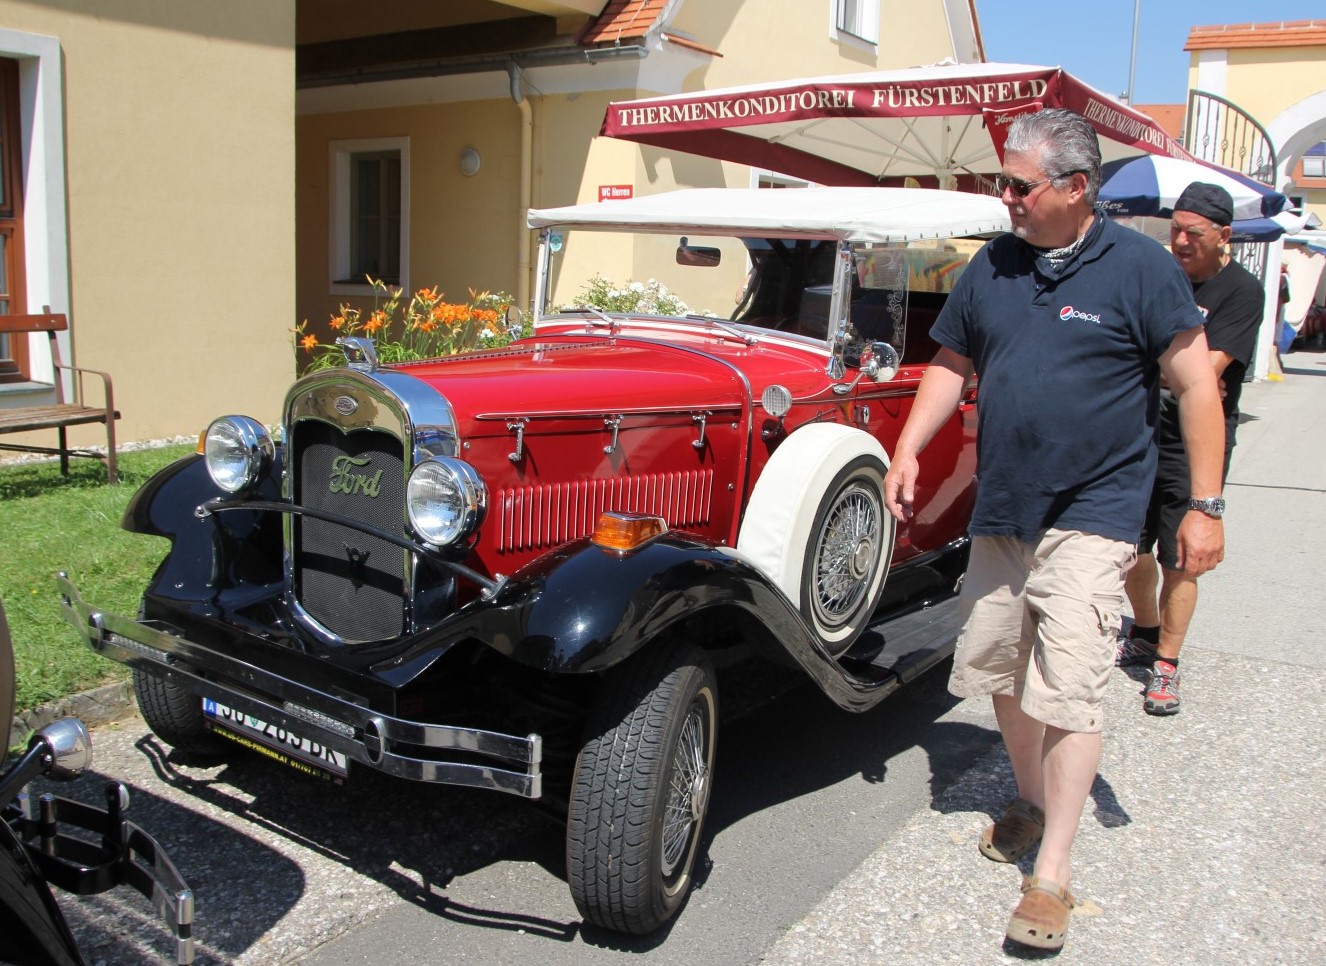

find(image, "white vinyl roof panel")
[528,187,1010,244]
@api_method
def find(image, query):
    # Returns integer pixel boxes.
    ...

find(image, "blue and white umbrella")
[1230,209,1321,243]
[1097,155,1289,222]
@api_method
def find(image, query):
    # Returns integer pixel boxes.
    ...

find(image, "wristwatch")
[1187,496,1226,519]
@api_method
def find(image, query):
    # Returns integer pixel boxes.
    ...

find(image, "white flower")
[480,327,496,339]
[629,281,645,293]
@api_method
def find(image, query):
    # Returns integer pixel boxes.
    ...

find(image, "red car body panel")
[395,322,976,579]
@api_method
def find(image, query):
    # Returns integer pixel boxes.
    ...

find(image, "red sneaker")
[1144,660,1181,715]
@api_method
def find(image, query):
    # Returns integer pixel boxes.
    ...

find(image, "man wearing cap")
[1116,181,1264,714]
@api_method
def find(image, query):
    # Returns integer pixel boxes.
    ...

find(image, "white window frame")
[831,0,879,47]
[329,136,410,296]
[0,29,70,388]
[750,168,811,189]
[1302,154,1325,179]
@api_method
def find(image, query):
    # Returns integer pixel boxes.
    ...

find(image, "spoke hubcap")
[661,703,710,878]
[813,481,882,628]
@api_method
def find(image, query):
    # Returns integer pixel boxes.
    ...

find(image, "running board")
[840,595,964,687]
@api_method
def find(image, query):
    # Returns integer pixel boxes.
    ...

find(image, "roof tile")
[580,0,670,47]
[1134,103,1186,140]
[1185,20,1326,50]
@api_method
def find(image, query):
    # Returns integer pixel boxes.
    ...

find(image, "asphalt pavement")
[17,353,1326,965]
[760,351,1326,965]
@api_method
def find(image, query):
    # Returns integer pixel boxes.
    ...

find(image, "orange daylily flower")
[301,334,319,350]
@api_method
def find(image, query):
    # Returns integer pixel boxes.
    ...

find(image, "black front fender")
[478,534,897,709]
[124,450,285,599]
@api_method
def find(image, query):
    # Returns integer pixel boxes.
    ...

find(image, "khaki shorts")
[948,529,1135,733]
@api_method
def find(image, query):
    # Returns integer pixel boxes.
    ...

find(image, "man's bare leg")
[1125,551,1161,628]
[1157,567,1199,662]
[992,694,1099,888]
[1035,726,1100,887]
[994,694,1044,808]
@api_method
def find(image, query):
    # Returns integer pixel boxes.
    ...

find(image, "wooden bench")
[0,312,119,483]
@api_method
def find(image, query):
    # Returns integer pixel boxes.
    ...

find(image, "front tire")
[133,671,225,757]
[567,641,718,934]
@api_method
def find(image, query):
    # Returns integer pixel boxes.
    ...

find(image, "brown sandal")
[979,798,1045,863]
[1005,875,1076,950]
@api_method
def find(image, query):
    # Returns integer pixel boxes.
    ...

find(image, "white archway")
[1268,89,1326,190]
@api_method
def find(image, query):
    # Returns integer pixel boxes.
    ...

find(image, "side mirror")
[676,236,722,267]
[863,342,900,383]
[504,304,525,338]
[831,341,901,396]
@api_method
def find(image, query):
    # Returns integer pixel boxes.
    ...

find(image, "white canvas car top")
[528,187,1010,244]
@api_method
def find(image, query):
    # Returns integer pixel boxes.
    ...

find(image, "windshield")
[537,229,981,363]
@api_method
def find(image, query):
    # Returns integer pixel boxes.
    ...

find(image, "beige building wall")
[296,0,976,343]
[535,0,972,312]
[296,100,526,340]
[1186,34,1326,220]
[673,0,965,89]
[1184,23,1326,379]
[1,0,295,446]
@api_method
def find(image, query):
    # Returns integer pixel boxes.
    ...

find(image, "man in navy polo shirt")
[883,108,1227,952]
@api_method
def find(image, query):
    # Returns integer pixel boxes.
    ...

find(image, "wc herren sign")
[600,62,1191,191]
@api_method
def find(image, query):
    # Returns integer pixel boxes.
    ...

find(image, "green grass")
[1,444,196,713]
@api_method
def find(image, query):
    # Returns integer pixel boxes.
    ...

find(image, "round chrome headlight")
[204,416,274,494]
[406,458,487,547]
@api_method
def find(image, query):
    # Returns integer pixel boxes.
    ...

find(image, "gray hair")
[1004,108,1102,205]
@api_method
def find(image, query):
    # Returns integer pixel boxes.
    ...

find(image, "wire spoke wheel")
[800,455,892,656]
[812,482,882,628]
[661,701,711,877]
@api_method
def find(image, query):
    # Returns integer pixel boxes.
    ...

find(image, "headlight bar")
[197,497,503,598]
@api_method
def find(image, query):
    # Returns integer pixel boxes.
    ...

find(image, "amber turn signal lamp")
[195,429,207,454]
[591,511,667,551]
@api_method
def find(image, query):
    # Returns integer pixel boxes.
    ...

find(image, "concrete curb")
[9,678,135,742]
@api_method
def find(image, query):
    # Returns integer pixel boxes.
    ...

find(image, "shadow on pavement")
[24,761,303,965]
[60,660,1024,956]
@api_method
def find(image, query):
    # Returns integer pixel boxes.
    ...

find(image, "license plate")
[203,698,349,779]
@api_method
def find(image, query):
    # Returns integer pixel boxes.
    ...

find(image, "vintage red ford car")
[59,186,1008,934]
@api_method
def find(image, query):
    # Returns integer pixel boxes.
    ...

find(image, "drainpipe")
[509,63,534,314]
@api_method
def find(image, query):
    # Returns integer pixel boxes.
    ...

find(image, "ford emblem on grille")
[334,395,358,416]
[329,454,382,497]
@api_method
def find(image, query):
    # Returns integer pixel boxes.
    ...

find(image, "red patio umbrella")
[600,61,1192,190]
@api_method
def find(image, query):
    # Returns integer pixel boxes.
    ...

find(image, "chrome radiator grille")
[293,420,406,641]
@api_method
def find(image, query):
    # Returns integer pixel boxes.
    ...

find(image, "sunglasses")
[994,170,1084,198]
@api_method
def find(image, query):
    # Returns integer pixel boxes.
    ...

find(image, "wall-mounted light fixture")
[459,147,481,177]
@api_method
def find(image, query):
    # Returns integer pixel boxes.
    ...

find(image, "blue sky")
[980,1,1323,105]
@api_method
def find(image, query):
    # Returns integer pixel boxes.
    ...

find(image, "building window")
[834,0,878,44]
[330,137,409,294]
[1302,142,1326,179]
[754,171,810,189]
[349,151,400,283]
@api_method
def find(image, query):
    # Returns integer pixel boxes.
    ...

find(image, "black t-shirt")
[1154,258,1263,462]
[1191,258,1263,422]
[931,214,1205,543]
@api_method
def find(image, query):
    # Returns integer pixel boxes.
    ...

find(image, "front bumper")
[57,575,542,799]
